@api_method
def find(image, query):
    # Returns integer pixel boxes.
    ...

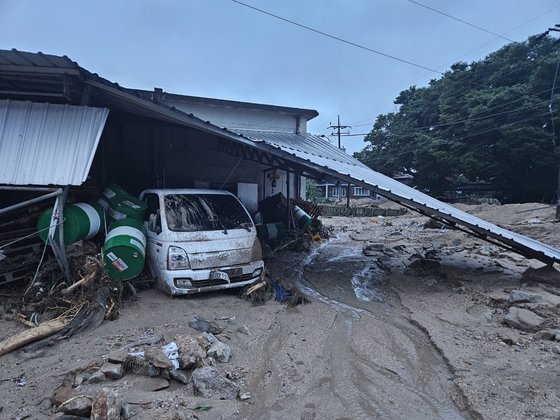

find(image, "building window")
[353,187,369,196]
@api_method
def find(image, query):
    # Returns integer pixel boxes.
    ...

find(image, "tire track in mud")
[289,239,471,419]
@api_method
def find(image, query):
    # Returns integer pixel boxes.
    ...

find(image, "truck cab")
[140,189,264,295]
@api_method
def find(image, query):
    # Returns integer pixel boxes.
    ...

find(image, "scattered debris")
[504,307,545,332]
[188,316,223,335]
[162,341,180,369]
[191,366,239,400]
[521,265,560,286]
[509,290,544,304]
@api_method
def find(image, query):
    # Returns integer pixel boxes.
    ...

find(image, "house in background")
[315,182,376,201]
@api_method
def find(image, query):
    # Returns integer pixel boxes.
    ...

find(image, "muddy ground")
[1,202,559,419]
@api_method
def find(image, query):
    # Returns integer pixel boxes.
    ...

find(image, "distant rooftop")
[128,87,319,120]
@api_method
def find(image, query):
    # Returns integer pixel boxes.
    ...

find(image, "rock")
[552,345,560,355]
[132,376,170,392]
[107,348,129,364]
[207,340,232,363]
[534,329,560,341]
[504,307,545,332]
[151,377,170,391]
[99,362,124,380]
[57,395,92,417]
[175,334,205,369]
[73,372,91,387]
[144,347,173,369]
[91,388,122,420]
[192,366,239,400]
[522,265,560,285]
[123,354,160,377]
[236,325,250,335]
[405,258,442,277]
[509,290,543,304]
[51,381,74,407]
[189,316,223,334]
[87,371,106,384]
[202,332,218,344]
[362,243,387,256]
[423,219,446,229]
[169,369,191,384]
[121,402,140,420]
[239,392,251,400]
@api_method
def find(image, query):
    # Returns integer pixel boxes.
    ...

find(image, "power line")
[357,110,553,161]
[352,69,556,129]
[345,4,560,126]
[362,110,552,147]
[406,0,515,42]
[342,87,558,135]
[230,0,443,75]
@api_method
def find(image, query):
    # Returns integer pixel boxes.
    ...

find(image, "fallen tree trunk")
[0,318,67,357]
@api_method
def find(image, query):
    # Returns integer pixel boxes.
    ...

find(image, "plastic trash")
[271,278,290,302]
[162,342,180,369]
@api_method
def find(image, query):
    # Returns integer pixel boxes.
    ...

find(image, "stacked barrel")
[36,183,147,281]
[99,184,147,280]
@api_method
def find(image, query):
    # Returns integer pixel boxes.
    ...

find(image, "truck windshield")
[164,194,253,232]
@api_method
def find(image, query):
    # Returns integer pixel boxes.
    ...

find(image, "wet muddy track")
[290,238,475,419]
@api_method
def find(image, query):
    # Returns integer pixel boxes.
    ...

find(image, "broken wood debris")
[0,240,126,357]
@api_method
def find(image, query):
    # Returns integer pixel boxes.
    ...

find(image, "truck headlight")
[168,246,190,270]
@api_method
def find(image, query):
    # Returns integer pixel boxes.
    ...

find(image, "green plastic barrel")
[256,222,286,241]
[108,195,147,222]
[292,205,312,230]
[97,183,133,210]
[102,218,147,280]
[37,202,105,245]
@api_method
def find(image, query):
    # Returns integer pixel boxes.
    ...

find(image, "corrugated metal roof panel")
[232,129,368,168]
[233,129,560,264]
[0,100,109,186]
[0,49,77,69]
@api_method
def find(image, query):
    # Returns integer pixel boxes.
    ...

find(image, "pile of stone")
[51,317,244,419]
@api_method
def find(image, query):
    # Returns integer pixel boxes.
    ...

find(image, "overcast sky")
[1,1,559,154]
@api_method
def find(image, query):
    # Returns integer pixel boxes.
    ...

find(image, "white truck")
[139,189,264,296]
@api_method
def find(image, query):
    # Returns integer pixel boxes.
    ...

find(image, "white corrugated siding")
[0,100,109,186]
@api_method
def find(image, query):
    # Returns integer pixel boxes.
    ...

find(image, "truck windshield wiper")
[238,222,252,232]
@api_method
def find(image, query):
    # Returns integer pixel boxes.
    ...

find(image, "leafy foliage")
[354,34,560,203]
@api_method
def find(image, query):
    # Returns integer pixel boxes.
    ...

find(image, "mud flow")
[287,236,473,419]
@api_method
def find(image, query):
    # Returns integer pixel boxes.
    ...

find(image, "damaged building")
[1,47,560,290]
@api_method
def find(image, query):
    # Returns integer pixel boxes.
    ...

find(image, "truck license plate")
[209,271,230,281]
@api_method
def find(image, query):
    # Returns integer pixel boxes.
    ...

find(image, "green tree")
[355,34,560,203]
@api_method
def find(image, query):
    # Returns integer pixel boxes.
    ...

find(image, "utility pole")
[328,116,352,206]
[548,25,560,219]
[328,115,351,149]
